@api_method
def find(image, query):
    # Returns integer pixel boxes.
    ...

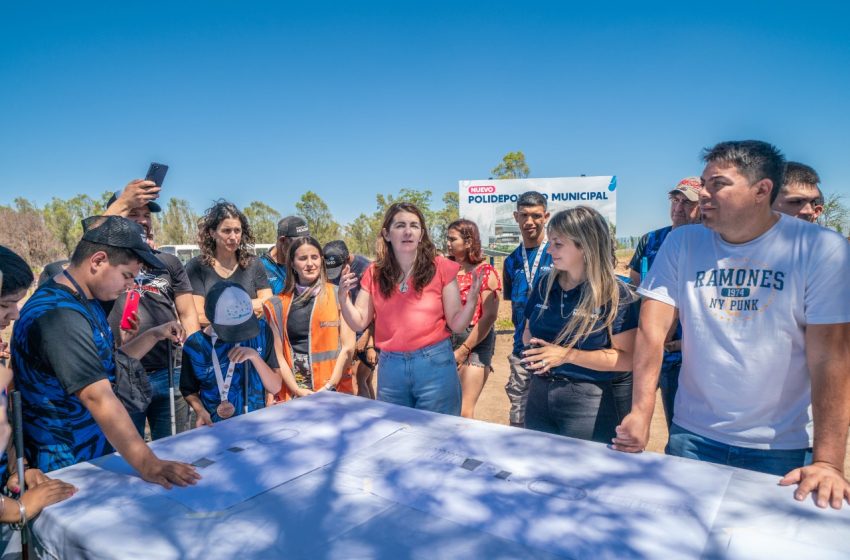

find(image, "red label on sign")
[468,185,496,194]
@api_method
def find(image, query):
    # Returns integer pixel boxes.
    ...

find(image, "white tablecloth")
[31,392,850,559]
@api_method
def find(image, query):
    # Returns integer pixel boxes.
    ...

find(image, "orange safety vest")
[263,284,354,400]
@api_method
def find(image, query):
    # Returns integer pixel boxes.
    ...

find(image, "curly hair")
[197,200,256,269]
[446,218,484,265]
[375,202,436,298]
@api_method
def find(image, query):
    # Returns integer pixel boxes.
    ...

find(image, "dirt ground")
[471,300,850,479]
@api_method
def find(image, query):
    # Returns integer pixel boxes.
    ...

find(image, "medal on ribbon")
[210,331,240,420]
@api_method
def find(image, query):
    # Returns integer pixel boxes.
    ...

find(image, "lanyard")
[521,240,547,293]
[210,331,239,403]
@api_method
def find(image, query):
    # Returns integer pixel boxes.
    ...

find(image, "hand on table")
[139,458,201,489]
[195,409,214,428]
[6,467,50,494]
[20,478,77,519]
[611,412,651,453]
[780,462,850,509]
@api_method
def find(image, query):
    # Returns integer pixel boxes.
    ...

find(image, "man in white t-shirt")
[613,140,850,510]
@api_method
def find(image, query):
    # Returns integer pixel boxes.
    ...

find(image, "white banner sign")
[458,176,617,249]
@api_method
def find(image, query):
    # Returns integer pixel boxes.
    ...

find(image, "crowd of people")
[0,138,847,540]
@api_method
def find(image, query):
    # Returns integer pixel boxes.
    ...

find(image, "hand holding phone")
[120,290,142,330]
[145,163,168,188]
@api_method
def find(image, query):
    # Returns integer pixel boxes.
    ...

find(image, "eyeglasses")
[669,196,697,208]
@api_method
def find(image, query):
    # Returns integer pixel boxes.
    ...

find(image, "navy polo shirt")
[524,278,639,381]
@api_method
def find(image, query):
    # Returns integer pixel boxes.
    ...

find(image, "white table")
[31,392,850,559]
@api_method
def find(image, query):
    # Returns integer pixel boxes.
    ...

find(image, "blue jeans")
[666,423,809,476]
[525,372,632,444]
[377,338,461,416]
[658,356,681,429]
[130,368,190,441]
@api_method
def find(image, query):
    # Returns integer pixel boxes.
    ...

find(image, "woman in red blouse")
[445,219,501,418]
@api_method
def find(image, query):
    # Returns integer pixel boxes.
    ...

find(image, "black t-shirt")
[33,305,112,395]
[108,252,193,371]
[286,296,314,355]
[12,280,117,471]
[184,256,271,299]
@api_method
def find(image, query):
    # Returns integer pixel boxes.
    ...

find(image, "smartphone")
[120,290,142,330]
[145,162,168,188]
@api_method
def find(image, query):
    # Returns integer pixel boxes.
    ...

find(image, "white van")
[158,244,274,264]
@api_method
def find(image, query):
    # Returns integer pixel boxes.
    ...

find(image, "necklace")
[399,264,415,293]
[214,257,238,276]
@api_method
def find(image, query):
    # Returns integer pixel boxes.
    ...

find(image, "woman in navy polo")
[520,207,639,444]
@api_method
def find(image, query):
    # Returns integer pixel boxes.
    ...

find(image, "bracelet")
[324,383,337,392]
[11,498,26,531]
[461,343,471,353]
[364,346,375,351]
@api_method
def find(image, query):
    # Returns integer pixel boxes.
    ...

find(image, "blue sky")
[1,1,848,237]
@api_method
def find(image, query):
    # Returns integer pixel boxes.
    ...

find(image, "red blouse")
[456,263,501,325]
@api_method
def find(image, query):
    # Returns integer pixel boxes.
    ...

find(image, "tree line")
[0,152,532,268]
[16,152,840,268]
[0,189,460,268]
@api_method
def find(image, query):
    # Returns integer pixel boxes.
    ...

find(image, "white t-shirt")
[638,214,850,449]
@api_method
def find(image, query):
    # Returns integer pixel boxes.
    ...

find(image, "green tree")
[432,191,459,244]
[341,188,460,256]
[295,191,341,244]
[97,190,114,212]
[43,194,99,255]
[374,187,437,235]
[492,151,530,179]
[344,213,378,257]
[243,201,281,244]
[159,198,199,245]
[819,192,849,234]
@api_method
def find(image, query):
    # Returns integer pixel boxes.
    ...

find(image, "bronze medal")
[217,401,235,419]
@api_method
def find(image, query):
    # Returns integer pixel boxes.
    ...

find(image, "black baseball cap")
[277,216,310,238]
[80,216,165,269]
[204,281,260,343]
[107,191,162,213]
[323,240,349,280]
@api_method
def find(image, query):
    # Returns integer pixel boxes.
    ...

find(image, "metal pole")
[243,361,250,416]
[12,390,30,559]
[167,342,176,436]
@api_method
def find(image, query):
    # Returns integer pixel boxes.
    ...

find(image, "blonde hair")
[536,206,632,350]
